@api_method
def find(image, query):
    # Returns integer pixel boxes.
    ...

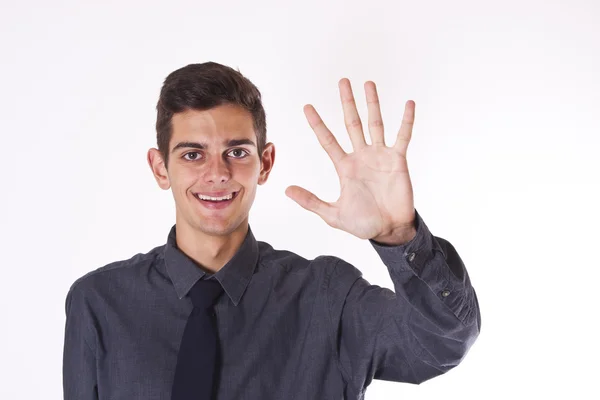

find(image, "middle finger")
[339,78,367,150]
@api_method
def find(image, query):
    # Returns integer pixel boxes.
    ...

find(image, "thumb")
[285,185,337,227]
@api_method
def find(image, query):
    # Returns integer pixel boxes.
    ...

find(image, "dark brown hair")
[155,62,267,169]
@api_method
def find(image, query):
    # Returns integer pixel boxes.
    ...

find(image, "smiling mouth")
[194,191,240,207]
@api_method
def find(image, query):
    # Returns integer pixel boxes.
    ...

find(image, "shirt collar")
[163,224,259,306]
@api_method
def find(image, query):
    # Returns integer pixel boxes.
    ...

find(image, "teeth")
[197,192,234,201]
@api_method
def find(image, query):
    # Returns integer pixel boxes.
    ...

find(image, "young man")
[63,62,481,400]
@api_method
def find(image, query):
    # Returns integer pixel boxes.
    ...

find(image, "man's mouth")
[194,191,240,209]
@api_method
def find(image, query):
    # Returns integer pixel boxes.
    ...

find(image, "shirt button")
[407,252,416,262]
[441,290,451,297]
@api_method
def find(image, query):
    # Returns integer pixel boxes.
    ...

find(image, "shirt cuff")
[368,209,475,326]
[368,208,437,273]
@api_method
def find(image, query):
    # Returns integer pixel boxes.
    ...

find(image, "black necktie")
[172,279,224,400]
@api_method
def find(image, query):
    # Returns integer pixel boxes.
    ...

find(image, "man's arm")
[63,283,99,400]
[326,209,480,391]
[286,79,480,391]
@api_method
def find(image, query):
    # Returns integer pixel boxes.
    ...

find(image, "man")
[63,61,481,400]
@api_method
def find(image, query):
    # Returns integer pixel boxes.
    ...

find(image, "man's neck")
[174,220,249,274]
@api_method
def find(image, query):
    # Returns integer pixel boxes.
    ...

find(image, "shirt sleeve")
[63,282,99,400]
[325,208,481,392]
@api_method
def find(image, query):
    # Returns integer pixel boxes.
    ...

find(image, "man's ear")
[147,148,171,190]
[258,142,275,185]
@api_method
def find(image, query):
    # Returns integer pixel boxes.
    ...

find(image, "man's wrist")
[371,223,417,246]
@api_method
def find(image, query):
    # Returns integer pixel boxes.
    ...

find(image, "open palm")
[286,79,417,241]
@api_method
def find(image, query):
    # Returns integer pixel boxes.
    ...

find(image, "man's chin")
[195,219,245,237]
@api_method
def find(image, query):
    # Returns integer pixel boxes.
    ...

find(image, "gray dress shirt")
[63,209,481,399]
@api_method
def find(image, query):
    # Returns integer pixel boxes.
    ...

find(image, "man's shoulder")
[255,240,362,280]
[67,243,164,296]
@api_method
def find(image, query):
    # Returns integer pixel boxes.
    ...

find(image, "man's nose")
[204,156,231,183]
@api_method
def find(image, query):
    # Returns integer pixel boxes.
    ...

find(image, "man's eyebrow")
[226,139,256,148]
[171,141,206,153]
[171,139,256,153]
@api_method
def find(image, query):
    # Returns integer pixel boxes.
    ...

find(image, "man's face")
[149,104,274,237]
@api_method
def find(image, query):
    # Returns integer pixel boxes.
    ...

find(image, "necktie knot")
[189,279,224,309]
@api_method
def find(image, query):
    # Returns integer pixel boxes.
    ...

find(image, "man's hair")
[156,62,267,169]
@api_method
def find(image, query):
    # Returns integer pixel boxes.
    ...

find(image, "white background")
[1,0,599,398]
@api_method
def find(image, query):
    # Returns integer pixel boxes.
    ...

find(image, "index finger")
[303,104,346,165]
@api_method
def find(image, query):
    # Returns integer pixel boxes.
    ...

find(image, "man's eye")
[228,149,249,158]
[183,152,202,161]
